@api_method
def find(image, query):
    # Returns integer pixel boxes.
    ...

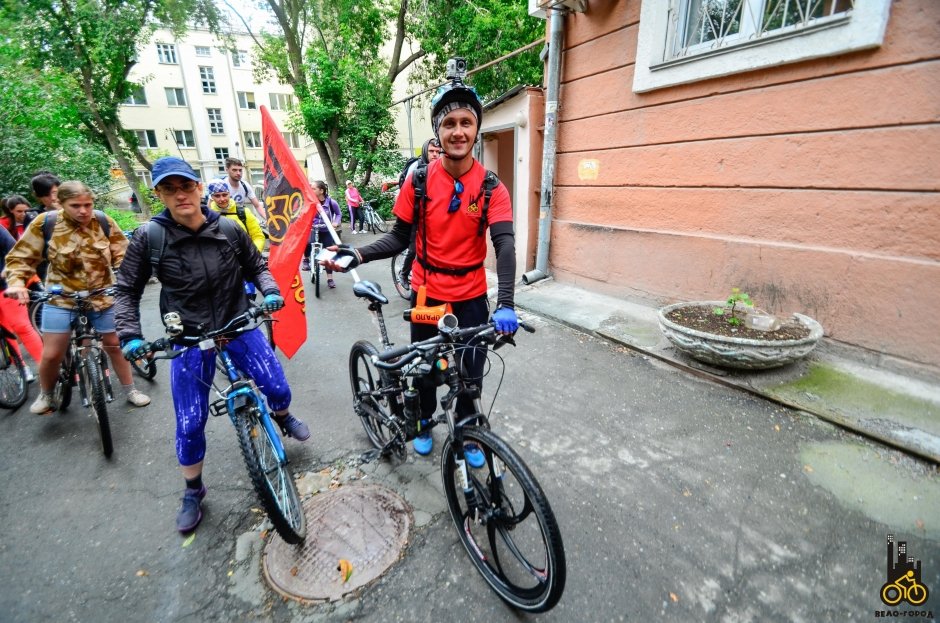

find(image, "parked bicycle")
[348,280,565,612]
[31,287,116,457]
[360,200,389,234]
[0,324,29,410]
[390,247,413,300]
[145,307,306,544]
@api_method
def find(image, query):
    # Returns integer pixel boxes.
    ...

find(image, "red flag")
[261,106,318,358]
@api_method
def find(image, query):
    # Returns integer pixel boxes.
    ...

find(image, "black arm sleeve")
[356,217,410,263]
[114,227,154,343]
[490,221,516,309]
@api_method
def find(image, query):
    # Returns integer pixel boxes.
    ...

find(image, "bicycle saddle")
[353,280,388,305]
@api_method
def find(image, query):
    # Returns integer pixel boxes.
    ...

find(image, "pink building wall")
[550,0,940,374]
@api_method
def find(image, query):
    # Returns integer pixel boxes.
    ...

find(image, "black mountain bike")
[32,287,116,457]
[348,280,565,612]
[146,307,306,543]
[0,325,29,409]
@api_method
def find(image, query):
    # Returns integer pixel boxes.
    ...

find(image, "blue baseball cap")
[151,157,201,187]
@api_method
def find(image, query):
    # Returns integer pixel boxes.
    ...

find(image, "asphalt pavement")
[1,231,938,622]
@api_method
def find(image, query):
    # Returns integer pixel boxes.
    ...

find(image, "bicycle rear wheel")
[0,337,28,409]
[391,250,412,300]
[234,404,306,544]
[28,300,43,335]
[83,351,112,457]
[348,340,403,457]
[441,426,566,613]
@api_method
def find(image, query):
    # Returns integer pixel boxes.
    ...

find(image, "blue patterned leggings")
[170,328,291,466]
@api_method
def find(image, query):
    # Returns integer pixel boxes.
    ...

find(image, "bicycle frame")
[69,301,114,406]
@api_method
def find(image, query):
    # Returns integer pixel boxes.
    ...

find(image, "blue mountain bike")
[147,307,306,543]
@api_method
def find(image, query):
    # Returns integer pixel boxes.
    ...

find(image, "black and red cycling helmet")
[431,80,483,139]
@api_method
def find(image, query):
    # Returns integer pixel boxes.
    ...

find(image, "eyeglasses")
[448,180,464,213]
[156,180,199,194]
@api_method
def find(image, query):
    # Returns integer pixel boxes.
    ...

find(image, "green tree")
[0,29,112,198]
[237,0,543,189]
[411,0,544,102]
[0,0,223,217]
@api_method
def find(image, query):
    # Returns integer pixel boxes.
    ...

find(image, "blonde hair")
[56,180,94,205]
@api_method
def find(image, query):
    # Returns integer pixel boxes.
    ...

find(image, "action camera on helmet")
[445,57,468,81]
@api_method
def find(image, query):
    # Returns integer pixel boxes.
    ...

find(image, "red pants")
[0,296,42,362]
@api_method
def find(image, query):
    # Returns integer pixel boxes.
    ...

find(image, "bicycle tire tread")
[0,339,28,409]
[86,352,113,457]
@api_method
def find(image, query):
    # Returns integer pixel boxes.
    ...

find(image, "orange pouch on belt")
[403,285,452,325]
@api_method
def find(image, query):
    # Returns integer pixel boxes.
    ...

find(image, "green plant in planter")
[713,287,753,326]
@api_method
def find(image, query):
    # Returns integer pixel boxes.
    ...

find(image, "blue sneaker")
[176,485,207,533]
[464,443,486,469]
[413,432,433,455]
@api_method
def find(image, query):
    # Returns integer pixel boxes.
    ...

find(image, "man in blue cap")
[114,157,311,534]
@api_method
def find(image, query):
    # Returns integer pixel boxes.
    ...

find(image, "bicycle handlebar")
[143,307,268,358]
[373,320,534,370]
[30,286,116,303]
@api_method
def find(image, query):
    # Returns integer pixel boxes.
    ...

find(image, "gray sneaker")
[274,413,310,442]
[176,485,207,533]
[29,392,56,415]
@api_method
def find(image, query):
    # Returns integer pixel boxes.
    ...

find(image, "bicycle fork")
[218,350,288,465]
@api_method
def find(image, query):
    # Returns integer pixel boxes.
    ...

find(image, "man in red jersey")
[324,61,518,457]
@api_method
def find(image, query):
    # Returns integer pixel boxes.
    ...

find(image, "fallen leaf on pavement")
[338,559,353,583]
[182,533,196,548]
[669,592,679,602]
[136,570,149,577]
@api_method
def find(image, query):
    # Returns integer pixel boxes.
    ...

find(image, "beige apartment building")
[119,27,303,195]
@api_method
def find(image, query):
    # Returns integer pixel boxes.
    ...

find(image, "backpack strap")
[147,221,167,276]
[146,217,241,278]
[42,210,111,259]
[235,204,247,230]
[477,170,499,237]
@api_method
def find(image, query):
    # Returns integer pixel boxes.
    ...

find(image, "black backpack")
[409,163,500,276]
[42,210,111,259]
[145,216,242,276]
[398,157,421,190]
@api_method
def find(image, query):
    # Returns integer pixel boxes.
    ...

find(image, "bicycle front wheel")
[390,250,412,300]
[441,426,566,613]
[54,349,73,411]
[234,404,306,544]
[0,338,28,409]
[131,356,157,380]
[349,340,402,456]
[83,351,112,457]
[312,259,321,298]
[28,300,43,335]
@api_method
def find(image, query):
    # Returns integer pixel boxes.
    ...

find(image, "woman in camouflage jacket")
[4,181,150,414]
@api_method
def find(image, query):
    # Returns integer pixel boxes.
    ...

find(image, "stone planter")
[658,301,824,370]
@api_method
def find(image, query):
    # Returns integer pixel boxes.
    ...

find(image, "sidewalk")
[511,277,940,464]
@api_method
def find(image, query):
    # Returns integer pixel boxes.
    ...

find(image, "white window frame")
[633,0,892,92]
[199,66,217,94]
[207,108,224,135]
[281,131,300,149]
[165,87,187,107]
[214,148,229,171]
[195,45,211,57]
[124,86,147,106]
[269,93,293,111]
[237,91,257,110]
[232,50,249,68]
[174,129,195,148]
[135,130,158,149]
[156,43,177,64]
[243,131,262,148]
[136,170,153,188]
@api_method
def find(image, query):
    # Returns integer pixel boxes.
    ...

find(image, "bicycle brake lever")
[492,334,517,350]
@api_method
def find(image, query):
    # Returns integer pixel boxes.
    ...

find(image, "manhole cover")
[262,483,413,602]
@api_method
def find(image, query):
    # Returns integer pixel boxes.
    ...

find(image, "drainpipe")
[522,8,565,285]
